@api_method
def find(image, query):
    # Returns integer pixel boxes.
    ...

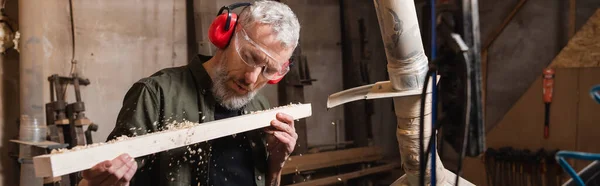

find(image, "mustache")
[215,57,257,93]
[234,78,255,92]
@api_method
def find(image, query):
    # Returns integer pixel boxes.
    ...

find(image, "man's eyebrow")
[251,50,270,66]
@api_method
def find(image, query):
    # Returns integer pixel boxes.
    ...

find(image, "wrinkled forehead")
[238,23,294,62]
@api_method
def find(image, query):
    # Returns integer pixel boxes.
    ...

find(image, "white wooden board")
[33,103,312,178]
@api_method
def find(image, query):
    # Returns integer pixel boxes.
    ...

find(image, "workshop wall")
[72,0,189,144]
[282,0,346,149]
[339,0,399,159]
[462,67,600,186]
[0,0,188,185]
[460,9,600,185]
[437,0,599,168]
[480,0,600,132]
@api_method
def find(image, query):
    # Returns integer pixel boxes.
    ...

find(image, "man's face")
[212,23,294,110]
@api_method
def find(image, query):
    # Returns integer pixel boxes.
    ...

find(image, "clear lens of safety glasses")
[234,28,290,80]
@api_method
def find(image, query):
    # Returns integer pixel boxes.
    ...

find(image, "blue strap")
[590,84,600,104]
[556,150,600,186]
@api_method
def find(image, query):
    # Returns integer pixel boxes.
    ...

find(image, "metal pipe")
[328,0,476,185]
[18,0,46,143]
[373,0,428,92]
[18,0,68,185]
[372,0,449,185]
[373,1,476,185]
[18,0,45,184]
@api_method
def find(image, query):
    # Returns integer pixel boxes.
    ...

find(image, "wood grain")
[550,9,600,68]
[569,0,577,38]
[575,68,600,171]
[33,104,312,178]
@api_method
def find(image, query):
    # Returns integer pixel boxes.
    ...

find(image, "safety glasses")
[234,27,291,80]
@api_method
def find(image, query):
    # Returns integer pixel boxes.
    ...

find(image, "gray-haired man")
[79,1,301,186]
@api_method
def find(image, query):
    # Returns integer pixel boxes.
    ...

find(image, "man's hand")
[79,154,138,186]
[263,113,297,185]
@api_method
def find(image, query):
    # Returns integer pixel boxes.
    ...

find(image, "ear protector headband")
[208,2,288,84]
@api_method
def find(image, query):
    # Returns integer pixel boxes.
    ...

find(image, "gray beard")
[211,57,258,110]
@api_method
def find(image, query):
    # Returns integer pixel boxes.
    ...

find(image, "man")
[78,1,301,185]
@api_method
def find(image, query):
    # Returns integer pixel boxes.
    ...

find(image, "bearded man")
[78,1,301,186]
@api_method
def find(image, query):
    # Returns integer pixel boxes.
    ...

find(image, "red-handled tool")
[542,68,555,139]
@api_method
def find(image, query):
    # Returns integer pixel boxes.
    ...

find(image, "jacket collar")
[188,54,214,95]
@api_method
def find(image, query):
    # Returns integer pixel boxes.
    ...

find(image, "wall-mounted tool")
[542,68,555,139]
[484,147,563,186]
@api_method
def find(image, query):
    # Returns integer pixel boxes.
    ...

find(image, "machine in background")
[44,73,99,186]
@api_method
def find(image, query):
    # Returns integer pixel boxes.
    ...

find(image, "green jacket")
[107,55,271,186]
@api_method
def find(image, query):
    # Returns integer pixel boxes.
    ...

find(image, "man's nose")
[244,66,262,85]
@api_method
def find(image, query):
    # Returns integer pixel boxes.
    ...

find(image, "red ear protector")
[208,2,290,84]
[208,2,251,49]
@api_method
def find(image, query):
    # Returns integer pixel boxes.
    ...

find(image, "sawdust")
[49,103,303,155]
[49,121,200,154]
[50,135,132,154]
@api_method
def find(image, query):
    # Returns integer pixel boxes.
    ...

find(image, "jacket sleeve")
[106,79,161,169]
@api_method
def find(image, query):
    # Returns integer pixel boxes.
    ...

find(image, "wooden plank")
[33,104,312,178]
[288,162,400,186]
[575,68,600,171]
[282,146,382,175]
[569,0,577,38]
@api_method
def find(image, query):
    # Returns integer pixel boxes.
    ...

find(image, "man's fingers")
[273,131,294,145]
[101,158,135,186]
[276,113,294,127]
[118,161,138,185]
[270,119,294,134]
[112,154,132,169]
[81,160,112,180]
[263,127,275,134]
